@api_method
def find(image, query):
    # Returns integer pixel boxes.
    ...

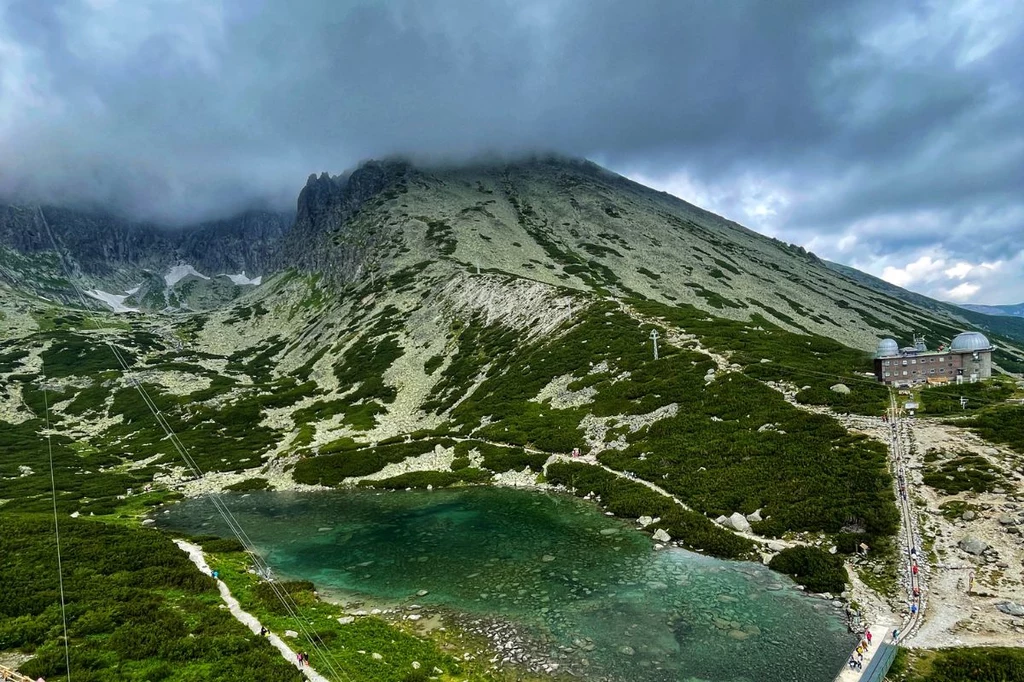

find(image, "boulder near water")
[727,512,752,533]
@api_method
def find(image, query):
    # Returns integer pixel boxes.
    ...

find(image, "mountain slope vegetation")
[2,156,1022,680]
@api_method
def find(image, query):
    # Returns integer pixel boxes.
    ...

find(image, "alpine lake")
[157,487,855,682]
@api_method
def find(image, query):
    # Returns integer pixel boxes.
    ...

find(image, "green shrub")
[225,477,273,492]
[768,546,848,593]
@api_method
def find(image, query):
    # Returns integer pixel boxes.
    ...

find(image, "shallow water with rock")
[158,487,855,681]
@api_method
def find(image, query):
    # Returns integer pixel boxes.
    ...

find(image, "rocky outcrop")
[281,159,411,282]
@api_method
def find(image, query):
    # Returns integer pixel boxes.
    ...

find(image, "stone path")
[174,540,332,682]
[545,453,795,550]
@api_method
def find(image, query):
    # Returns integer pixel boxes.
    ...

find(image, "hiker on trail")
[297,652,303,666]
[892,628,900,642]
[866,629,872,644]
[912,562,919,576]
[212,570,219,579]
[911,603,918,615]
[260,625,267,637]
[302,652,310,666]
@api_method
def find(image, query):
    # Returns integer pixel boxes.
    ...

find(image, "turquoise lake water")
[157,487,855,682]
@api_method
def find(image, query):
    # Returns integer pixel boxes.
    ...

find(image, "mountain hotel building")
[873,331,994,386]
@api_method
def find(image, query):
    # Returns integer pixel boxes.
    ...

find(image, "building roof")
[875,338,899,358]
[950,331,992,352]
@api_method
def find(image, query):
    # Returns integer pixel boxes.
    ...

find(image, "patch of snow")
[125,285,141,295]
[165,264,210,287]
[222,271,262,286]
[84,289,139,313]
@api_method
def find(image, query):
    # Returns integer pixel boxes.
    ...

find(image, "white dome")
[950,331,991,352]
[875,338,899,357]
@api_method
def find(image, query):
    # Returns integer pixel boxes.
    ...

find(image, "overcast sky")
[1,0,1021,304]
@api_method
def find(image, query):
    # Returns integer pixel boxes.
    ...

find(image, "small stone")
[999,514,1016,525]
[830,383,851,395]
[619,646,635,656]
[416,589,429,596]
[962,511,977,521]
[337,616,355,625]
[371,652,384,661]
[412,661,421,670]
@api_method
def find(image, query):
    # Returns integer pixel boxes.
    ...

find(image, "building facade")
[873,331,994,386]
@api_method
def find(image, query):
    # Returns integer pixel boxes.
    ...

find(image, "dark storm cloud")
[0,0,1022,300]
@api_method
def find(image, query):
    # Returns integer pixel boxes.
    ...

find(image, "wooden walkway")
[0,663,37,681]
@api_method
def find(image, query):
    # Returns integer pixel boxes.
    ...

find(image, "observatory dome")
[950,331,992,352]
[875,338,899,358]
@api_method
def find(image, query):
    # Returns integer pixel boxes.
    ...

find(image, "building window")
[902,360,908,366]
[903,370,908,376]
[939,368,944,373]
[884,371,890,377]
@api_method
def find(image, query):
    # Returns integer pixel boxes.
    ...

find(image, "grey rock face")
[282,160,410,282]
[0,204,291,277]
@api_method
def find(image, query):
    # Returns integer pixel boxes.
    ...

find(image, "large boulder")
[726,512,752,534]
[830,383,851,395]
[959,536,989,555]
[746,509,763,523]
[998,602,1024,617]
[652,528,671,543]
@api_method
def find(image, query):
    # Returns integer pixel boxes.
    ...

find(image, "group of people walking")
[847,629,873,670]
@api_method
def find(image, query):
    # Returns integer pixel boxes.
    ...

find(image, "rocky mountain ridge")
[961,302,1024,318]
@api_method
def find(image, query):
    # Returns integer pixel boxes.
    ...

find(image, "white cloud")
[944,261,973,279]
[946,282,981,301]
[880,255,947,288]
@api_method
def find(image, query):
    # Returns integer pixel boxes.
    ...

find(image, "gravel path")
[173,540,332,682]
